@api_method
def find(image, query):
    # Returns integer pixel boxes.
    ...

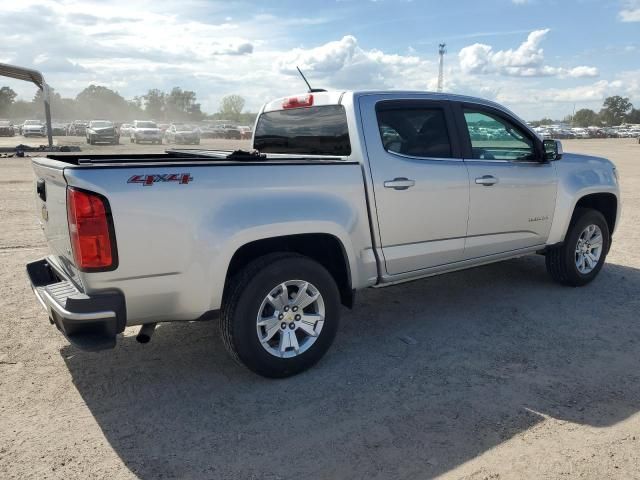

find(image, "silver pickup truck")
[27,90,620,377]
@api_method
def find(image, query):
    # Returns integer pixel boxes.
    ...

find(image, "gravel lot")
[1,138,639,479]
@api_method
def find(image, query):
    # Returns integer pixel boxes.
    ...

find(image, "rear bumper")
[26,258,126,351]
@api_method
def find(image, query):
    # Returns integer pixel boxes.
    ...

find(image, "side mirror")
[543,139,563,161]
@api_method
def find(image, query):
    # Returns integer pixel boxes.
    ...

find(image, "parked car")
[198,124,218,138]
[21,120,46,137]
[164,123,201,145]
[67,120,89,136]
[119,123,133,137]
[223,125,242,139]
[50,123,67,136]
[0,120,15,136]
[130,120,162,144]
[86,120,119,145]
[27,90,620,378]
[238,126,253,140]
[571,128,591,139]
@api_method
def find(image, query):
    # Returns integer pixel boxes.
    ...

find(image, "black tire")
[221,253,340,378]
[546,208,610,286]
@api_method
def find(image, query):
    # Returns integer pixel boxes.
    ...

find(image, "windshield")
[24,120,42,125]
[136,121,157,128]
[174,124,196,131]
[90,121,112,128]
[0,121,10,126]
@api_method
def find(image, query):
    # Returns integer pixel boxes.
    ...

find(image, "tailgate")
[31,159,76,274]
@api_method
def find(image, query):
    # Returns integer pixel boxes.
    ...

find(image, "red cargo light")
[282,94,314,109]
[67,187,117,271]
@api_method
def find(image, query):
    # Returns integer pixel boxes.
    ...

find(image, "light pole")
[437,43,446,93]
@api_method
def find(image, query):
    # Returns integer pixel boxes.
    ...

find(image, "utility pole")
[437,43,446,92]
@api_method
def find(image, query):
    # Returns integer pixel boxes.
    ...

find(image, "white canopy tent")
[0,63,53,147]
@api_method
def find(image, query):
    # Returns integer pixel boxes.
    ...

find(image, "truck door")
[455,103,557,259]
[359,96,470,275]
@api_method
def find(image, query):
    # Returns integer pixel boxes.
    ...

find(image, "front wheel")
[546,208,610,286]
[221,253,340,378]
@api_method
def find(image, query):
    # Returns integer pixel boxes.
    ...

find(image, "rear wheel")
[221,253,340,378]
[546,208,610,286]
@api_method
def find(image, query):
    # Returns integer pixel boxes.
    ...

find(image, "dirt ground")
[1,138,639,480]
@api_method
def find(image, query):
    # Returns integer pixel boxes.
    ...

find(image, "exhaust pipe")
[136,323,157,344]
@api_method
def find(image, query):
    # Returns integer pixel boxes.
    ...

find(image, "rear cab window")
[253,105,351,155]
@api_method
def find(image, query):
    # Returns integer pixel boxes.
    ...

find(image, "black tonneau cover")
[46,149,351,167]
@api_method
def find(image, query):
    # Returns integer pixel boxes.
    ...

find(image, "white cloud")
[619,0,640,21]
[275,35,433,91]
[459,29,598,78]
[0,2,634,121]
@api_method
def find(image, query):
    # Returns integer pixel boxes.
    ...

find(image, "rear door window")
[376,106,452,158]
[253,105,351,155]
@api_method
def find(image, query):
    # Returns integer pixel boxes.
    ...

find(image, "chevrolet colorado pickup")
[27,91,620,377]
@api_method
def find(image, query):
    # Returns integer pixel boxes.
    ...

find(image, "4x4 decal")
[127,173,193,186]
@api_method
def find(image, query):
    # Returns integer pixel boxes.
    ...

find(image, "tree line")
[0,85,256,124]
[533,96,640,127]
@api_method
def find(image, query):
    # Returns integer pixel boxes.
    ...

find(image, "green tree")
[0,86,17,115]
[218,94,245,122]
[572,109,600,127]
[599,96,633,126]
[143,89,166,120]
[165,87,202,121]
[9,100,36,119]
[626,108,640,124]
[76,85,132,120]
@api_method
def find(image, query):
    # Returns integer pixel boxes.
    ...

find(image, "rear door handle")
[475,175,498,186]
[384,177,415,190]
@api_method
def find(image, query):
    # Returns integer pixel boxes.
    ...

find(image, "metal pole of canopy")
[42,83,53,147]
[0,62,52,147]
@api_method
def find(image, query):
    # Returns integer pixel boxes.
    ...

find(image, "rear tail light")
[67,187,117,271]
[282,94,314,109]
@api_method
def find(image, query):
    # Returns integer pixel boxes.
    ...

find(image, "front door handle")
[475,175,498,186]
[384,177,415,190]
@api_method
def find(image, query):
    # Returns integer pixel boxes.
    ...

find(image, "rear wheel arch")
[224,233,354,309]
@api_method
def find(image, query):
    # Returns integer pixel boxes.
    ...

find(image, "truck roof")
[261,90,525,124]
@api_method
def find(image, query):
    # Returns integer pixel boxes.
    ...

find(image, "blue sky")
[1,0,639,119]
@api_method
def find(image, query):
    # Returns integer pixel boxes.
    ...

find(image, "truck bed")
[31,149,376,327]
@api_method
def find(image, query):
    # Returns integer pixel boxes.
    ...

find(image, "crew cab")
[27,91,620,377]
